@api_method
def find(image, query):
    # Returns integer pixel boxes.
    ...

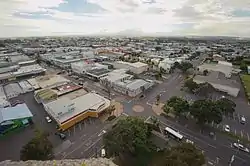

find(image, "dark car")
[55,132,66,140]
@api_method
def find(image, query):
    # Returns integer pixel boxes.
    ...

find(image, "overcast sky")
[1,0,250,37]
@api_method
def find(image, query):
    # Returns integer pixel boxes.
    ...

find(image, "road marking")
[146,101,153,106]
[247,133,250,141]
[67,130,71,137]
[79,123,82,131]
[61,130,106,158]
[241,130,243,138]
[159,120,217,149]
[235,155,247,162]
[73,125,76,135]
[234,129,237,135]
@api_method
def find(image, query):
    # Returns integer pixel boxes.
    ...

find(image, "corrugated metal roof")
[0,104,33,123]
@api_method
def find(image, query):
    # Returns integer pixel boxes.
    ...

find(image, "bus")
[164,127,184,141]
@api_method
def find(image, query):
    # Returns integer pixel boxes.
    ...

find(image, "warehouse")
[193,71,240,97]
[43,92,110,131]
[0,104,33,136]
[197,61,232,78]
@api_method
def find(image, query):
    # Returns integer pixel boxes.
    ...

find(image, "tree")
[150,143,205,166]
[194,82,215,98]
[203,69,208,76]
[103,117,156,166]
[178,62,193,73]
[20,130,53,161]
[190,100,222,125]
[184,79,199,93]
[215,98,236,116]
[166,96,190,116]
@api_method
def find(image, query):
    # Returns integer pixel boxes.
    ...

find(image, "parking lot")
[0,90,111,161]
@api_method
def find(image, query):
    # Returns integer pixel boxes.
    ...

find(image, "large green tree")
[150,143,205,166]
[190,100,222,125]
[184,79,199,93]
[194,82,215,98]
[166,96,190,116]
[178,62,193,73]
[215,98,236,115]
[20,130,53,161]
[103,117,156,166]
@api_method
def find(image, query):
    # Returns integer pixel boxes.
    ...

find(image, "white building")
[113,79,154,97]
[197,61,232,78]
[71,61,109,74]
[100,69,154,97]
[112,61,148,74]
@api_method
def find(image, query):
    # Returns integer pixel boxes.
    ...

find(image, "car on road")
[233,143,249,153]
[240,116,246,124]
[45,116,52,123]
[55,132,66,140]
[224,125,230,132]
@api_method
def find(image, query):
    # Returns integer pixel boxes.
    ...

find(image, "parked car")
[224,125,230,132]
[45,116,52,123]
[186,139,194,144]
[240,116,246,124]
[233,143,249,153]
[55,132,66,140]
[78,82,84,86]
[101,148,106,157]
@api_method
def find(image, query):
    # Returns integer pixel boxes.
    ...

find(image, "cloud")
[0,0,250,37]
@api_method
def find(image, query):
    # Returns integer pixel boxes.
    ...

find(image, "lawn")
[240,74,250,100]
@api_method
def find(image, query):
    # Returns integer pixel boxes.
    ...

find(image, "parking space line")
[234,129,237,135]
[73,125,76,135]
[79,123,82,131]
[240,131,243,138]
[67,130,71,137]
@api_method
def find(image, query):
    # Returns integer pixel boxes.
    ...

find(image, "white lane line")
[235,155,247,162]
[159,121,217,149]
[241,130,244,138]
[234,129,237,135]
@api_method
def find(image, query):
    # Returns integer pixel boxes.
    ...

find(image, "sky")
[1,0,250,37]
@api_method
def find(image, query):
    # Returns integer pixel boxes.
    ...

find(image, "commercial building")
[34,82,81,104]
[197,61,232,78]
[193,71,240,97]
[4,83,23,99]
[0,64,46,83]
[112,61,148,74]
[71,61,110,80]
[113,79,154,97]
[100,69,154,97]
[43,92,110,131]
[0,86,10,108]
[0,104,33,136]
[18,80,34,93]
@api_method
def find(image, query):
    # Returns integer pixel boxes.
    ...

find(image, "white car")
[186,139,194,144]
[240,116,246,124]
[101,148,106,157]
[233,143,249,153]
[46,116,52,123]
[224,125,230,132]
